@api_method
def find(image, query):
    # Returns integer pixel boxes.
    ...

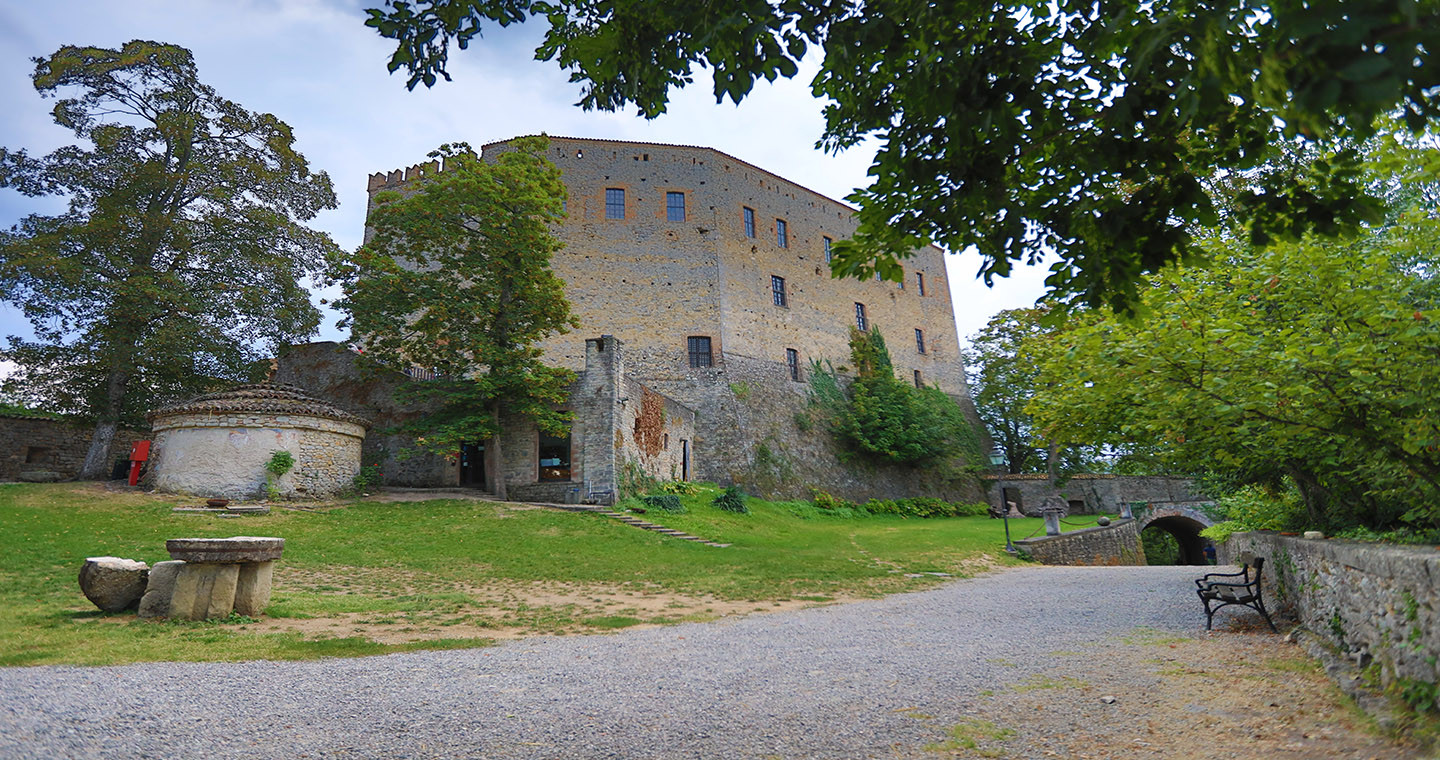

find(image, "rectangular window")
[776,218,788,248]
[914,370,923,388]
[605,188,625,219]
[917,272,925,296]
[743,206,755,237]
[855,302,868,332]
[823,236,832,263]
[915,328,926,354]
[771,275,787,307]
[538,430,572,481]
[666,191,686,222]
[786,348,800,381]
[688,336,713,368]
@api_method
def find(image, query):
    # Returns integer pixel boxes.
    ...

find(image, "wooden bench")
[1195,553,1278,632]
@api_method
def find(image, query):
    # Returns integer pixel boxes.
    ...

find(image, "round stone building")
[147,383,371,499]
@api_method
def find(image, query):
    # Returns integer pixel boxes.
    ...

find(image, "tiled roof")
[148,383,371,428]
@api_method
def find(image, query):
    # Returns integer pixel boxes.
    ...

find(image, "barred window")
[605,188,625,219]
[917,272,926,296]
[823,236,832,263]
[786,348,800,381]
[776,218,788,248]
[914,370,923,388]
[915,328,926,354]
[666,191,686,222]
[771,275,787,307]
[743,206,755,237]
[855,302,868,332]
[688,336,713,368]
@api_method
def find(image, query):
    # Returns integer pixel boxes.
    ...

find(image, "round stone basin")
[166,536,285,563]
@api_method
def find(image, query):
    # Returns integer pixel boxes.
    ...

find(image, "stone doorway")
[459,442,486,488]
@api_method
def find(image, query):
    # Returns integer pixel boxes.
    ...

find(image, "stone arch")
[1138,505,1215,565]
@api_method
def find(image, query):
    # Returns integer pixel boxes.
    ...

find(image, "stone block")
[233,561,275,617]
[19,471,62,483]
[137,560,185,619]
[166,536,284,563]
[169,563,240,621]
[78,556,149,612]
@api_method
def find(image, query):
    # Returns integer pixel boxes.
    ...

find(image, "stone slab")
[233,561,275,617]
[78,557,149,612]
[166,536,284,563]
[137,560,185,619]
[169,563,240,621]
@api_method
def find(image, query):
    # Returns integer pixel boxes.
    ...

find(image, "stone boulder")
[19,471,62,483]
[78,557,149,612]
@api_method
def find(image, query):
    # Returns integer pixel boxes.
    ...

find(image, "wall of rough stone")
[990,474,1203,515]
[274,342,455,487]
[1014,518,1146,566]
[0,415,145,481]
[1222,533,1440,701]
[148,411,365,499]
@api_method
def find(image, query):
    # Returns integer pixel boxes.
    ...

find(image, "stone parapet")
[1014,518,1145,565]
[1222,533,1440,701]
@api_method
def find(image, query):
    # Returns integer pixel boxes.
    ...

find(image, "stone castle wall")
[0,415,145,481]
[1222,533,1439,703]
[991,474,1203,515]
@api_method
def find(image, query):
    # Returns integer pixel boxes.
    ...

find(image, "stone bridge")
[1015,502,1215,566]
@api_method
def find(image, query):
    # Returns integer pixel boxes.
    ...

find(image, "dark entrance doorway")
[460,441,486,488]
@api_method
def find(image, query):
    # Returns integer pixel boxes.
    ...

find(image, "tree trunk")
[489,403,507,501]
[78,351,136,480]
[79,419,120,480]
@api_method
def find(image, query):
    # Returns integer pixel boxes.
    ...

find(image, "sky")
[0,0,1053,357]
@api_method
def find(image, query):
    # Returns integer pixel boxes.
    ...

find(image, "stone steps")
[528,502,730,548]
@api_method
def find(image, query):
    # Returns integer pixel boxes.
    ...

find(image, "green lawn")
[0,482,1101,666]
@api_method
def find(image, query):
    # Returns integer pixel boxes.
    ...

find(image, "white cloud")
[0,0,1049,349]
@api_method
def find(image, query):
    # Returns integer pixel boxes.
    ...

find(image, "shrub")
[657,480,703,496]
[351,463,384,494]
[641,494,685,513]
[859,497,990,518]
[713,486,749,514]
[810,488,857,511]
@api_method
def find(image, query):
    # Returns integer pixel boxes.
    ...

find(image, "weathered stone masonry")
[1222,532,1440,703]
[0,414,144,481]
[347,136,986,502]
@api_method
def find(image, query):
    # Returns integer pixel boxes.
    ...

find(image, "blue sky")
[0,0,1051,354]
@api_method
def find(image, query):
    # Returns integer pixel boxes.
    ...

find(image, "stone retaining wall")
[0,415,145,481]
[1013,519,1145,565]
[1222,533,1439,702]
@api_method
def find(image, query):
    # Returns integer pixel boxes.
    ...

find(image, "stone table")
[157,537,285,620]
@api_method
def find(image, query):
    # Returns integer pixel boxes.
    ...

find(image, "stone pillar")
[580,335,623,501]
[234,561,275,617]
[169,563,240,620]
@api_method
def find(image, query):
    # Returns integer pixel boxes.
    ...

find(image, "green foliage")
[617,459,659,497]
[864,498,990,519]
[712,486,749,514]
[655,480,702,496]
[1029,148,1440,532]
[1199,521,1244,545]
[264,451,296,478]
[728,382,750,401]
[640,494,684,513]
[332,136,577,494]
[809,489,858,512]
[365,1,1440,311]
[1141,528,1182,566]
[1211,485,1306,533]
[0,41,339,474]
[819,329,982,467]
[351,463,385,494]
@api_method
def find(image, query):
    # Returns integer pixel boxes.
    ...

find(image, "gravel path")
[0,566,1354,759]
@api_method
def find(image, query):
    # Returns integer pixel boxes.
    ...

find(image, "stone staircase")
[541,503,731,548]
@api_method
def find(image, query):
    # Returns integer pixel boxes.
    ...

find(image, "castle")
[277,136,983,503]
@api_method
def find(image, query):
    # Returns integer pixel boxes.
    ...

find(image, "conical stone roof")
[148,383,371,428]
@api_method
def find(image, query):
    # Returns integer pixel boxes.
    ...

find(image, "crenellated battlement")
[366,153,473,192]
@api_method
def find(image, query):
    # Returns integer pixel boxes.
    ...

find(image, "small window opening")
[605,188,625,219]
[855,303,868,331]
[688,336,713,368]
[666,191,686,222]
[771,275,787,307]
[786,348,800,381]
[776,218,788,248]
[743,207,755,238]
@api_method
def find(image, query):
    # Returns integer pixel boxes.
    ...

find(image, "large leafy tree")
[332,137,577,499]
[1027,142,1440,531]
[0,41,339,478]
[964,308,1053,475]
[363,0,1438,310]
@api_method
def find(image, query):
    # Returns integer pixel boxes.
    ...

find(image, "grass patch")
[925,718,1017,756]
[1,482,1036,665]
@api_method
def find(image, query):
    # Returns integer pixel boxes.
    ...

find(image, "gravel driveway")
[0,566,1296,759]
